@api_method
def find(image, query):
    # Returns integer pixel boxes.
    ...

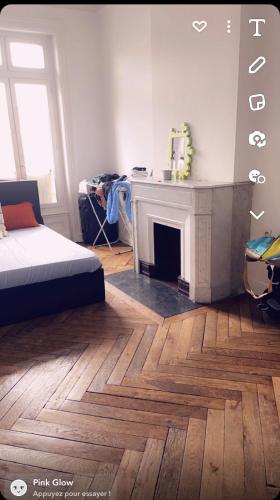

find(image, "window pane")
[0,83,17,180]
[10,42,45,69]
[15,83,57,203]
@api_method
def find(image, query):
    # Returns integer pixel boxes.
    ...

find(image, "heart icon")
[192,20,207,33]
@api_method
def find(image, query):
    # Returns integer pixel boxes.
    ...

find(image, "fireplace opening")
[154,223,181,283]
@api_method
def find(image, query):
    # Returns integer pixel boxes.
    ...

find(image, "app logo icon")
[10,480,27,497]
[249,131,266,148]
[249,169,266,184]
[192,20,207,33]
[249,94,265,111]
[249,56,266,74]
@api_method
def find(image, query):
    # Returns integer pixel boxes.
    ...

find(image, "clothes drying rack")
[87,186,133,256]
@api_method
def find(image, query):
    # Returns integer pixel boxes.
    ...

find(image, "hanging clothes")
[107,180,131,224]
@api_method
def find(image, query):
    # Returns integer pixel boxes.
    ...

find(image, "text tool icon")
[249,56,266,74]
[192,20,207,33]
[249,170,266,184]
[249,94,265,111]
[250,210,265,220]
[249,131,266,148]
[249,19,266,37]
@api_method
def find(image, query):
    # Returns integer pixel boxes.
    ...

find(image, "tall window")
[0,31,63,205]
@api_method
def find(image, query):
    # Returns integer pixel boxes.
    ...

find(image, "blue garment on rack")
[107,180,132,224]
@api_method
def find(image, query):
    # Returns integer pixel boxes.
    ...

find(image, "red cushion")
[2,202,39,230]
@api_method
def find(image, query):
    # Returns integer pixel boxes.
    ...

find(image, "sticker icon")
[10,480,27,497]
[249,131,266,148]
[249,169,266,184]
[192,20,207,33]
[249,56,266,74]
[249,94,265,111]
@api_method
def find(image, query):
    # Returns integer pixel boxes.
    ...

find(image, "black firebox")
[154,223,181,282]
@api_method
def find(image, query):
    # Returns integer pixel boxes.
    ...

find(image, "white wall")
[95,5,153,175]
[95,5,241,182]
[151,4,241,182]
[1,4,106,241]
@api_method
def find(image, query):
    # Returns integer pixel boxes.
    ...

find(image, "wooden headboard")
[0,180,44,224]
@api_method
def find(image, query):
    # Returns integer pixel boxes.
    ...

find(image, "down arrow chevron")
[250,210,265,220]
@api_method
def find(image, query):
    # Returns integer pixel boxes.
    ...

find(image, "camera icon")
[249,131,266,148]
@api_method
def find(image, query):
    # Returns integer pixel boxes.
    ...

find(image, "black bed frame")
[0,180,105,326]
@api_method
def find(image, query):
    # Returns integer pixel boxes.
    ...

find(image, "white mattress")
[0,225,101,289]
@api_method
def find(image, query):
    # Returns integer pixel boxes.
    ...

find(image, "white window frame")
[0,30,67,210]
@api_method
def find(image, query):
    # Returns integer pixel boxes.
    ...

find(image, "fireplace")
[131,178,253,303]
[154,223,180,282]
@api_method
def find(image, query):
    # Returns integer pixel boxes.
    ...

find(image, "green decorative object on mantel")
[167,122,195,180]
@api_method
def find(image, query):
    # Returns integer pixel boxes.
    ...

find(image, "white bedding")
[0,225,101,289]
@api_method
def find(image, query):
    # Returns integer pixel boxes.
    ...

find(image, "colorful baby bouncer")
[244,234,280,320]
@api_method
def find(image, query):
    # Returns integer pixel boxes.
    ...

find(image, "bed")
[0,180,105,326]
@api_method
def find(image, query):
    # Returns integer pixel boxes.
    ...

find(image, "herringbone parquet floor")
[0,247,280,500]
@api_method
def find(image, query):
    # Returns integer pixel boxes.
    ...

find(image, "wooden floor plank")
[272,377,280,424]
[0,443,99,476]
[88,335,129,393]
[89,463,118,496]
[200,409,224,500]
[0,428,123,465]
[102,384,225,410]
[82,391,207,419]
[203,311,217,348]
[110,449,142,500]
[59,399,189,430]
[177,418,206,500]
[229,302,242,337]
[48,344,99,409]
[258,384,280,488]
[240,298,254,333]
[143,325,168,371]
[175,317,194,359]
[68,340,115,400]
[154,428,186,500]
[13,417,146,452]
[242,391,267,500]
[216,309,229,343]
[0,354,81,428]
[107,328,145,385]
[131,438,165,500]
[223,400,244,500]
[126,325,158,377]
[123,372,245,400]
[188,313,206,354]
[159,321,183,364]
[38,408,168,440]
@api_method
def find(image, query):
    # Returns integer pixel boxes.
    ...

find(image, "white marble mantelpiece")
[131,177,253,303]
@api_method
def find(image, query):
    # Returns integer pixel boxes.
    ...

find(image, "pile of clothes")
[81,173,132,225]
